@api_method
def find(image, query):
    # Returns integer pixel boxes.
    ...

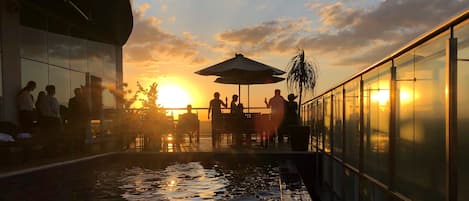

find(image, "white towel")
[0,133,15,142]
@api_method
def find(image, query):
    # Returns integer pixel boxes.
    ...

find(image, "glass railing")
[302,10,468,201]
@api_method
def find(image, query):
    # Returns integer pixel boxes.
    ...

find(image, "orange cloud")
[124,4,207,66]
[214,18,312,57]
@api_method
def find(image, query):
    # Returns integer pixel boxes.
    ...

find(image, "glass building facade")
[0,0,132,139]
[302,10,468,201]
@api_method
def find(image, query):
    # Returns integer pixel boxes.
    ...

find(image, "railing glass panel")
[456,18,469,201]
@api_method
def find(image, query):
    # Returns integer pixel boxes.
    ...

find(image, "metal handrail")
[304,9,469,104]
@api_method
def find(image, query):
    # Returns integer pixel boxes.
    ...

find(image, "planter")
[290,126,310,151]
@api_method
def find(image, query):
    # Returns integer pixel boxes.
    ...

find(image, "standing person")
[43,85,62,155]
[283,93,299,142]
[230,94,242,145]
[208,92,227,146]
[264,89,286,142]
[68,88,89,153]
[17,81,36,133]
[230,94,238,114]
[35,91,47,128]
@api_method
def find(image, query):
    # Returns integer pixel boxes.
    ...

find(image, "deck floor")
[129,132,312,153]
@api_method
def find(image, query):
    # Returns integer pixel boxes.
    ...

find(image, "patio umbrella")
[215,75,285,110]
[195,53,285,109]
[195,53,285,76]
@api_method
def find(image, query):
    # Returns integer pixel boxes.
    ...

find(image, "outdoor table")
[215,113,272,146]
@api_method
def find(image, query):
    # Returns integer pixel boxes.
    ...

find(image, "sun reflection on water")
[113,162,281,200]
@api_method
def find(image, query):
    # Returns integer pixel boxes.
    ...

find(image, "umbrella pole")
[238,84,241,105]
[248,85,250,112]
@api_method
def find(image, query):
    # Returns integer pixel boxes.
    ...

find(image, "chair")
[176,112,200,143]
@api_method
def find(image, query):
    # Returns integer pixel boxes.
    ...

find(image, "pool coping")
[0,152,119,179]
[0,151,315,179]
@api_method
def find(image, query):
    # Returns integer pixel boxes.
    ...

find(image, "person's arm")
[264,98,270,108]
[221,100,227,108]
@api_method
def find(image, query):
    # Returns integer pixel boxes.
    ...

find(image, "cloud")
[124,4,207,67]
[161,4,168,12]
[215,18,312,56]
[302,0,469,66]
[214,0,469,67]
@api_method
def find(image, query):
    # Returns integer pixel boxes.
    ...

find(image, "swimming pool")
[0,153,313,201]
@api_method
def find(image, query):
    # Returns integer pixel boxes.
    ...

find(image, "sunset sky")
[123,0,469,112]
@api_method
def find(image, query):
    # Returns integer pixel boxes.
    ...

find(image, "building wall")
[0,0,123,136]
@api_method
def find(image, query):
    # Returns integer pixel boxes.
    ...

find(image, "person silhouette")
[208,92,227,146]
[264,89,286,143]
[230,94,238,114]
[68,88,89,152]
[43,85,62,155]
[177,104,199,143]
[17,81,36,133]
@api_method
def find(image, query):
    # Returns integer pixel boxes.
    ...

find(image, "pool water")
[0,154,312,201]
[96,161,281,200]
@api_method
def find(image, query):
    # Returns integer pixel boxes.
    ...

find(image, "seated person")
[176,105,199,142]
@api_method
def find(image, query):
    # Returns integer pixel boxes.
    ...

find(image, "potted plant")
[285,49,318,151]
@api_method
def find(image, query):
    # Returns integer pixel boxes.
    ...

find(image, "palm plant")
[285,49,319,118]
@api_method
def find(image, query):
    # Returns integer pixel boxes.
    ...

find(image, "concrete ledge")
[0,152,118,179]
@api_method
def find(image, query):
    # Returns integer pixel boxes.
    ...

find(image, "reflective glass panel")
[70,71,86,98]
[317,99,324,150]
[456,19,469,201]
[362,62,391,185]
[324,94,332,153]
[332,88,343,158]
[102,79,116,109]
[332,160,343,201]
[103,44,116,81]
[21,59,48,101]
[48,32,70,68]
[344,169,359,201]
[70,37,87,72]
[49,66,71,105]
[311,102,318,149]
[20,27,47,62]
[395,31,447,201]
[344,78,360,168]
[87,41,105,77]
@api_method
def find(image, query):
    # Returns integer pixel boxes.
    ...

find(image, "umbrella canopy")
[195,53,285,76]
[214,75,284,85]
[195,53,285,109]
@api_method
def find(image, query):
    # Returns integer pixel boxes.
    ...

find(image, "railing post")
[359,77,365,200]
[330,94,334,201]
[446,29,458,201]
[389,61,397,195]
[342,86,346,201]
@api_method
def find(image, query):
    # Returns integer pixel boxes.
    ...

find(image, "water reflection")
[95,162,281,201]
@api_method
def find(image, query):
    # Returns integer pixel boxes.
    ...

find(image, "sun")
[157,84,190,108]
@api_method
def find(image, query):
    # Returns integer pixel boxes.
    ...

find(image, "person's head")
[214,92,220,99]
[25,81,36,91]
[37,91,46,99]
[232,94,238,102]
[186,104,192,113]
[288,93,297,101]
[45,85,56,96]
[274,89,281,96]
[74,88,82,96]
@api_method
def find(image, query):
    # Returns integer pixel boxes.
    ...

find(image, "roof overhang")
[20,0,133,46]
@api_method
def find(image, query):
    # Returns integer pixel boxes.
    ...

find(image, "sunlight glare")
[157,84,190,108]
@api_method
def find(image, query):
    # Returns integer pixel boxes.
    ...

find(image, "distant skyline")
[123,0,469,109]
